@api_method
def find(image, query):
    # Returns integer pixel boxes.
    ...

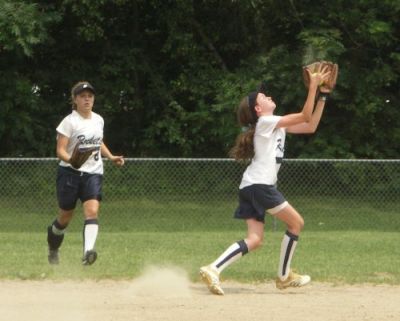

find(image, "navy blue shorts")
[56,166,103,211]
[234,184,288,223]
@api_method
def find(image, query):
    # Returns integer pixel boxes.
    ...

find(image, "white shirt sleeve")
[56,115,73,138]
[256,115,281,138]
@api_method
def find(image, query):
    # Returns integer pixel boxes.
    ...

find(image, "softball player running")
[47,81,124,265]
[200,66,330,295]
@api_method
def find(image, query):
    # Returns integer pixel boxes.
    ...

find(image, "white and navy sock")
[83,219,99,254]
[277,230,299,280]
[51,219,67,236]
[47,219,67,250]
[211,240,249,274]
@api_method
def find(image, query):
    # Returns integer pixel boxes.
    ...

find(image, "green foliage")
[298,29,346,64]
[0,1,61,156]
[0,0,399,158]
[0,0,59,56]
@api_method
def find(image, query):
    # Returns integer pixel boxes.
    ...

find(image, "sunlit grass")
[1,231,399,284]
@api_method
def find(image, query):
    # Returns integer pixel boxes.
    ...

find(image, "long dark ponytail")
[229,97,257,161]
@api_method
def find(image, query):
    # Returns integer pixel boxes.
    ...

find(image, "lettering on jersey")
[276,138,284,164]
[276,138,284,153]
[77,135,102,146]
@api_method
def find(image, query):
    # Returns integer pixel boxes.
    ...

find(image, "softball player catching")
[47,81,124,265]
[200,65,331,295]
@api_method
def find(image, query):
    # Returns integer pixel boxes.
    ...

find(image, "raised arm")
[276,66,330,129]
[286,97,326,134]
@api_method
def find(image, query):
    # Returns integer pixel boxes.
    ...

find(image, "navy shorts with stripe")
[234,184,287,223]
[56,166,103,211]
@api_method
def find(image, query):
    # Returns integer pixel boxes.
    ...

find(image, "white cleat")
[199,265,224,295]
[276,269,311,290]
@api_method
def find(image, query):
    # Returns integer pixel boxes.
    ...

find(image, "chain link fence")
[0,158,399,232]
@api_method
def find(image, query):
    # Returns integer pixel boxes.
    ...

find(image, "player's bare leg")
[244,218,264,251]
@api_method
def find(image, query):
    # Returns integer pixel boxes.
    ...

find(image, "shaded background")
[1,0,399,158]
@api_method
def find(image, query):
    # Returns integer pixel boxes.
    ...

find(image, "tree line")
[0,0,399,158]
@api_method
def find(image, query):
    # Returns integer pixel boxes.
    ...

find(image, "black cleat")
[82,250,97,266]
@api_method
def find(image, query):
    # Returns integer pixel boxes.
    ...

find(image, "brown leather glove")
[69,143,99,169]
[303,61,339,93]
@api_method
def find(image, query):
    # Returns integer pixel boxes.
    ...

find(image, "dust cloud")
[127,265,192,298]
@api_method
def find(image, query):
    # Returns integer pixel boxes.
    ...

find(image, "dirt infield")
[1,267,399,321]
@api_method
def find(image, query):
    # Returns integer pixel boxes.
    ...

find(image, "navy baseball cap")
[73,82,95,96]
[248,81,267,121]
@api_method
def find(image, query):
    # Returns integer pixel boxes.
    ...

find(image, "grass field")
[0,230,399,284]
[0,195,398,232]
[0,194,399,284]
[2,160,399,321]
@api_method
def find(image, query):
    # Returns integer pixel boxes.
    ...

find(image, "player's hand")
[319,62,339,93]
[308,64,331,88]
[111,155,125,167]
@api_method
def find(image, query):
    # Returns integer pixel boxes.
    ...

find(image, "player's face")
[74,90,95,112]
[256,93,276,114]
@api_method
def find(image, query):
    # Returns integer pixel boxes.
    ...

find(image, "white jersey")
[56,110,104,174]
[239,115,286,188]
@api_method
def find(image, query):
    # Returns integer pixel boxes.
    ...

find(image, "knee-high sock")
[278,230,299,280]
[83,219,99,253]
[47,219,67,250]
[211,240,248,274]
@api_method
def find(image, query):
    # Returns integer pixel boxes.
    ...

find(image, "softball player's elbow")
[301,111,312,123]
[309,122,320,133]
[306,126,317,134]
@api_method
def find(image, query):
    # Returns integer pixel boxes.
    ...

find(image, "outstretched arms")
[276,65,330,129]
[286,98,326,134]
